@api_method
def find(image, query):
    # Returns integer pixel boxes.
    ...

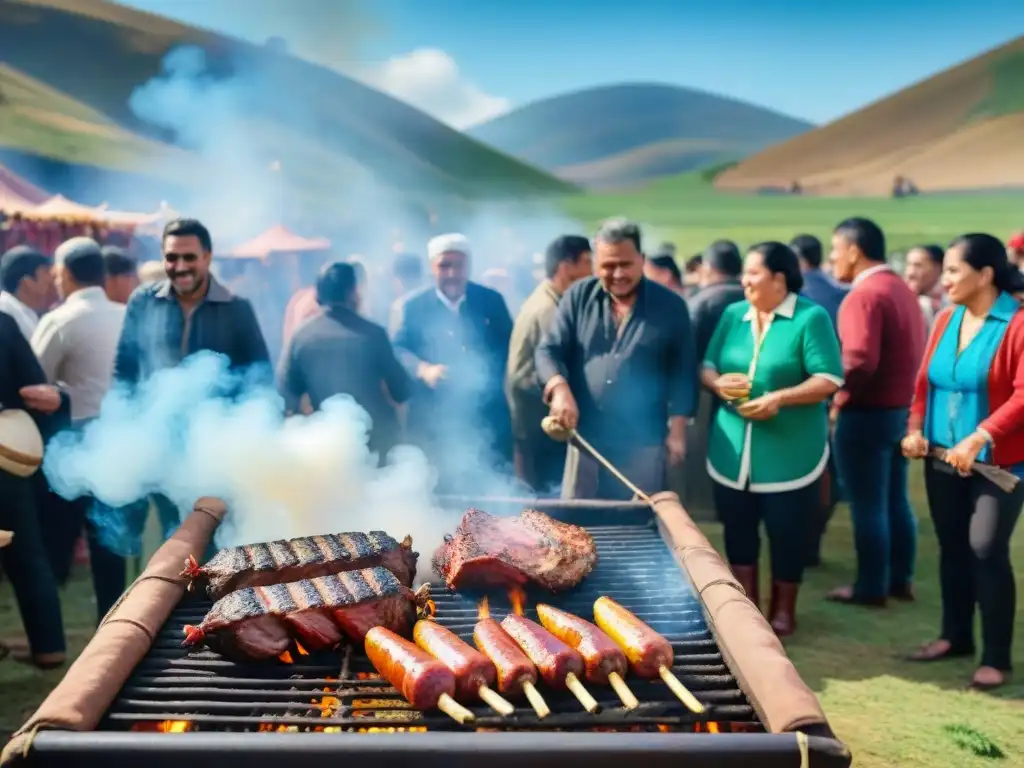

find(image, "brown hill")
[715,35,1024,196]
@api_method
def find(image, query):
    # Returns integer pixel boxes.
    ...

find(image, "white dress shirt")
[30,286,126,421]
[0,291,39,340]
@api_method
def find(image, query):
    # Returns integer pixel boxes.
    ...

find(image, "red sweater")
[909,306,1024,465]
[835,267,925,409]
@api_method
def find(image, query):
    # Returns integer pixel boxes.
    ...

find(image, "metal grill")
[103,519,761,733]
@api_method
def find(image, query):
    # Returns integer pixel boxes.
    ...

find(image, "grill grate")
[103,521,762,733]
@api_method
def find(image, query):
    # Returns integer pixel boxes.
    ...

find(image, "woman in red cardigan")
[901,233,1024,690]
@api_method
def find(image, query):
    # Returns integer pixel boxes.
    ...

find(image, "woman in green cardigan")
[702,242,844,637]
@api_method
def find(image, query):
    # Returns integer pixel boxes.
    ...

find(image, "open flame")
[478,596,490,619]
[131,721,192,733]
[278,651,294,664]
[508,586,526,616]
[278,642,310,664]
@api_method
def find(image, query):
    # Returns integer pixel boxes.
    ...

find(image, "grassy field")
[1,471,1020,766]
[563,172,1024,256]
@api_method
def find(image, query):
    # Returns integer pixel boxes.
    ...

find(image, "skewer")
[436,693,475,724]
[607,671,640,710]
[564,672,600,713]
[521,681,551,719]
[542,417,652,504]
[658,666,705,714]
[478,685,516,716]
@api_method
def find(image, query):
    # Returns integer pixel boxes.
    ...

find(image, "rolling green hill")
[468,84,812,189]
[715,35,1024,195]
[0,0,575,203]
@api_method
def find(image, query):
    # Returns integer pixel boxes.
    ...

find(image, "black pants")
[713,479,819,583]
[924,459,1022,671]
[0,470,66,655]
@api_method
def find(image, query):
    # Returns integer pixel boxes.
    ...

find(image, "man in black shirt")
[687,240,745,363]
[278,261,411,460]
[536,218,698,500]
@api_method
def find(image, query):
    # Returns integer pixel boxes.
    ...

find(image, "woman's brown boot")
[768,581,799,637]
[730,565,760,610]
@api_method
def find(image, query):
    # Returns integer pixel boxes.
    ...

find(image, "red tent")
[230,225,330,259]
[0,163,49,212]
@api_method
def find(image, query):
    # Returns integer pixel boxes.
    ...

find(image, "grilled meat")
[413,620,497,701]
[473,618,537,696]
[433,509,597,592]
[536,603,627,685]
[593,596,673,678]
[182,531,418,599]
[500,613,585,689]
[365,626,458,711]
[182,567,429,661]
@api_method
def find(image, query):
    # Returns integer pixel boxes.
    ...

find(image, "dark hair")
[392,253,423,284]
[0,245,49,293]
[102,245,138,277]
[703,239,742,277]
[789,234,823,269]
[545,235,591,279]
[684,254,703,273]
[749,241,804,293]
[834,217,886,263]
[346,257,367,285]
[949,233,1024,294]
[909,244,944,267]
[594,218,641,253]
[647,254,682,286]
[316,260,358,307]
[59,240,106,287]
[162,217,212,252]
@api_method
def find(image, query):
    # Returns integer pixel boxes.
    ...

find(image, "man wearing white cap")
[31,236,128,623]
[392,233,514,491]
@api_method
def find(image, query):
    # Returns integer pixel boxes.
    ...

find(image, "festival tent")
[229,224,331,259]
[0,163,49,213]
[101,201,180,231]
[23,194,107,219]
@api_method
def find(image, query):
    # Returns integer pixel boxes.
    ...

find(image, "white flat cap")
[428,233,471,260]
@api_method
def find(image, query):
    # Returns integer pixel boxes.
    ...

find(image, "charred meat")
[433,508,597,591]
[182,531,418,599]
[182,566,430,661]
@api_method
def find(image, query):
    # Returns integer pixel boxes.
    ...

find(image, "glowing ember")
[656,725,671,733]
[707,722,721,734]
[355,727,428,734]
[278,651,294,664]
[478,596,490,619]
[508,586,526,616]
[356,672,381,680]
[295,642,310,656]
[131,721,193,733]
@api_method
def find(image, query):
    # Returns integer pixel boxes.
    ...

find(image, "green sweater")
[703,293,843,492]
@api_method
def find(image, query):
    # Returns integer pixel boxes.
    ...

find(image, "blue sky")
[122,0,1024,128]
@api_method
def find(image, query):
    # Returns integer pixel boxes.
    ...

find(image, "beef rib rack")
[433,508,598,592]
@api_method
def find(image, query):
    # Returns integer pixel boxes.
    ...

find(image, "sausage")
[413,620,497,700]
[500,613,584,688]
[364,626,456,710]
[536,603,627,684]
[593,596,673,678]
[473,618,538,696]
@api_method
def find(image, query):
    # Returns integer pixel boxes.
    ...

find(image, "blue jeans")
[833,407,917,599]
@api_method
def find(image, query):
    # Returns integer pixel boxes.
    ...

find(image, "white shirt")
[852,263,893,285]
[0,291,39,340]
[435,288,466,313]
[30,287,126,421]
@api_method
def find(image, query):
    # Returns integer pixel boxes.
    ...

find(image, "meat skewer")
[182,531,418,599]
[365,626,475,724]
[593,596,704,714]
[536,603,639,710]
[413,620,515,716]
[501,613,599,713]
[181,567,429,661]
[473,618,551,719]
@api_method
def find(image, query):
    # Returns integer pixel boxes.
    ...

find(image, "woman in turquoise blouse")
[703,242,843,637]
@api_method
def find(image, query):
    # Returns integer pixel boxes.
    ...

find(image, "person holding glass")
[902,233,1024,691]
[702,242,843,637]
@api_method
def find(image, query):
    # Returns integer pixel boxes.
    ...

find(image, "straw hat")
[0,409,44,478]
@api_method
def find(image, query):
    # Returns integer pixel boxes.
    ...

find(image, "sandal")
[969,666,1008,691]
[906,639,974,662]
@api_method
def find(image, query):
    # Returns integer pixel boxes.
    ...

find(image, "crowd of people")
[1,214,1023,695]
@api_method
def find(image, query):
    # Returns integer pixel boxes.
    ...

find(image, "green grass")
[973,50,1024,120]
[2,471,1020,766]
[562,173,1024,255]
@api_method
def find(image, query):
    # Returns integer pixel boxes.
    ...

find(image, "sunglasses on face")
[164,252,199,264]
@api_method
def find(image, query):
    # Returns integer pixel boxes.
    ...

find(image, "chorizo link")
[500,613,583,687]
[473,618,551,719]
[593,596,673,678]
[536,603,627,684]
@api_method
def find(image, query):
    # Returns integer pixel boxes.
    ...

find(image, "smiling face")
[742,251,787,312]
[163,234,211,299]
[595,238,643,299]
[432,249,469,301]
[941,243,993,306]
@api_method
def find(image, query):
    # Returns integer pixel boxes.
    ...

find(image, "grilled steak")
[182,566,431,661]
[181,531,418,599]
[433,509,598,592]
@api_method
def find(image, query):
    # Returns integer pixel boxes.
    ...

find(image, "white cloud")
[351,48,511,130]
